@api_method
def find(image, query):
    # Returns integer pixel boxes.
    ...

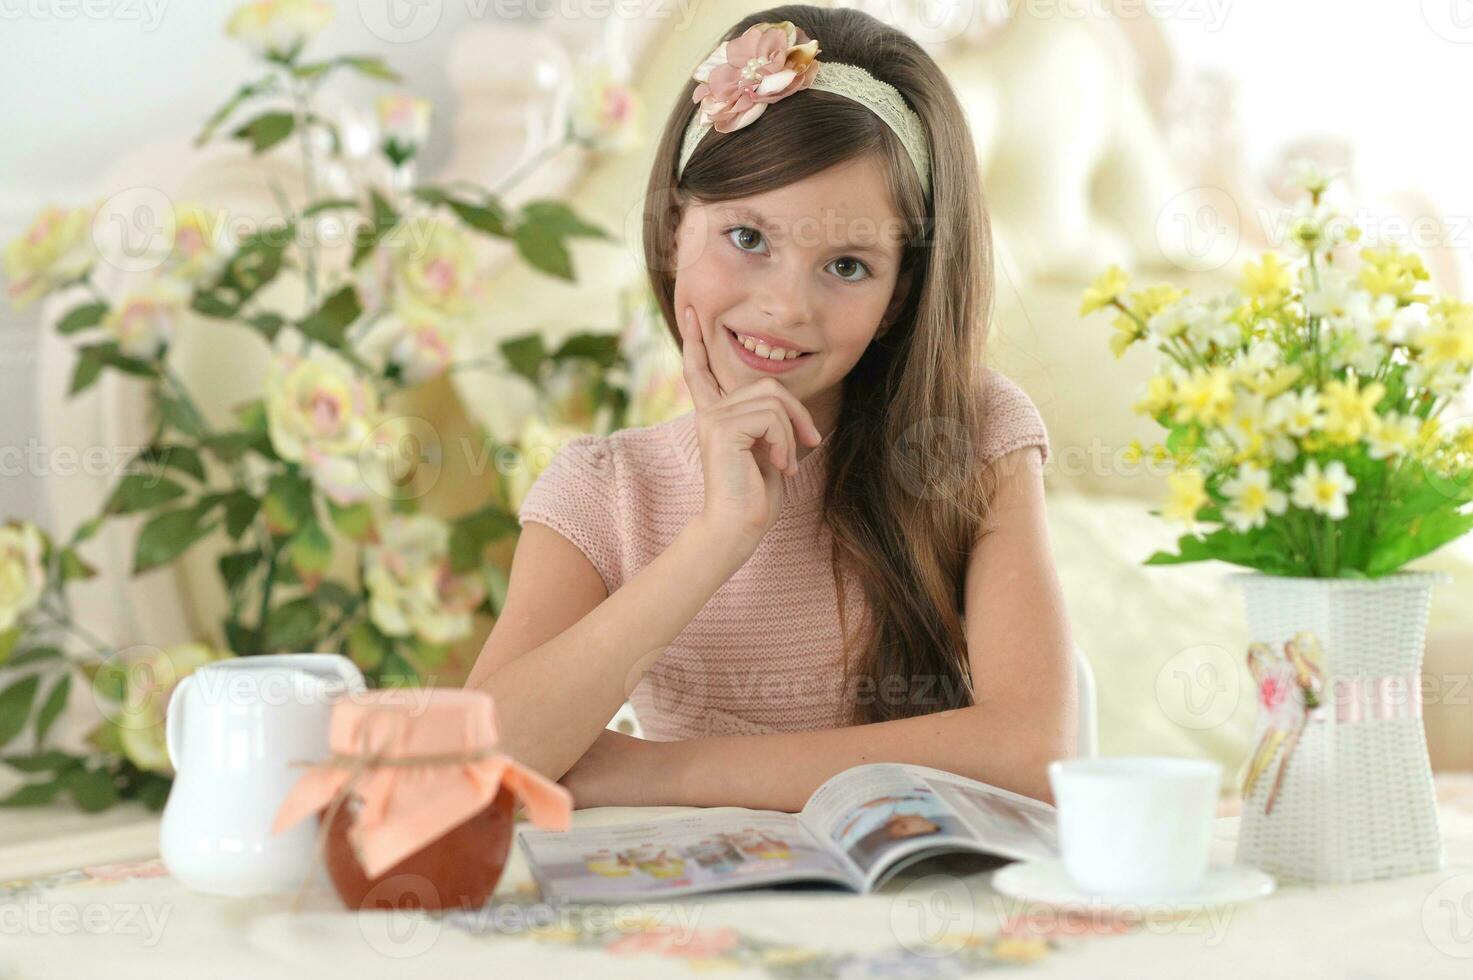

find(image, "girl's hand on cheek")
[678,305,822,555]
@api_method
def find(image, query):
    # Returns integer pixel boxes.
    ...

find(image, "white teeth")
[735,331,803,360]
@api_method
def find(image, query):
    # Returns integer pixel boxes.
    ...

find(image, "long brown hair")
[642,5,1000,725]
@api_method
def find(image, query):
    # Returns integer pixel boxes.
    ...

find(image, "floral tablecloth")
[2,774,1472,979]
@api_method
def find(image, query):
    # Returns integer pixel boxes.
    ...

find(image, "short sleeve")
[978,369,1050,469]
[517,435,622,594]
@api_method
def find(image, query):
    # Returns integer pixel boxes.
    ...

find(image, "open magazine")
[516,762,1059,901]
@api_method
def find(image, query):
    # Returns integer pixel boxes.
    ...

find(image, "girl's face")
[672,153,913,433]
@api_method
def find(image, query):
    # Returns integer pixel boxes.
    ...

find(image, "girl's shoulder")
[522,410,699,502]
[977,367,1050,468]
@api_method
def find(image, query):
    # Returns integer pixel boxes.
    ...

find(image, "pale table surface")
[1,773,1471,979]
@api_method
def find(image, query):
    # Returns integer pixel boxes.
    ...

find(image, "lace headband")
[675,21,932,197]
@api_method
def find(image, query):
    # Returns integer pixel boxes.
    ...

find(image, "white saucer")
[991,859,1276,912]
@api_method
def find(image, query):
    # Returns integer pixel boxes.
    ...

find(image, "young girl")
[465,5,1077,812]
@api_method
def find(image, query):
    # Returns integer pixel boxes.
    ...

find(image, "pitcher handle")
[295,653,366,694]
[164,673,197,771]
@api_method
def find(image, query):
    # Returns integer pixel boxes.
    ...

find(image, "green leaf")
[449,506,519,573]
[285,521,333,580]
[232,110,296,154]
[519,200,610,240]
[0,628,19,665]
[265,597,323,652]
[377,650,421,688]
[301,198,361,217]
[190,292,239,319]
[513,220,574,281]
[499,334,548,386]
[133,502,219,574]
[57,302,108,335]
[0,675,41,747]
[8,646,63,668]
[200,432,256,463]
[338,55,401,82]
[351,188,398,268]
[552,332,622,368]
[136,444,206,482]
[216,491,261,540]
[297,283,362,349]
[34,675,71,745]
[248,312,287,342]
[262,472,315,536]
[0,780,65,807]
[347,621,389,672]
[106,472,188,515]
[326,498,374,542]
[156,395,206,439]
[1365,507,1473,576]
[218,550,261,591]
[58,547,97,582]
[224,621,259,657]
[195,76,278,146]
[69,344,109,395]
[63,766,120,812]
[3,749,81,773]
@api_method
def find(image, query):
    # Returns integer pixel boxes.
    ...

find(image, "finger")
[678,306,724,409]
[727,406,798,476]
[712,397,795,474]
[720,376,822,446]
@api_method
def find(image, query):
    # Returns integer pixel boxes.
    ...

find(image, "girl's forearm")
[662,703,1071,812]
[471,517,750,783]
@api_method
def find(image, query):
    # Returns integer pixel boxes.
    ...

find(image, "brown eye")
[727,226,764,252]
[830,256,871,283]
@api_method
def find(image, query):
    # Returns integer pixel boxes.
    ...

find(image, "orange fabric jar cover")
[271,688,572,879]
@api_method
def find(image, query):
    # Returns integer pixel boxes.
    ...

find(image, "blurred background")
[1,0,1471,849]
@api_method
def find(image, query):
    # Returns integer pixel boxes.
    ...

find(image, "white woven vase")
[1231,570,1449,885]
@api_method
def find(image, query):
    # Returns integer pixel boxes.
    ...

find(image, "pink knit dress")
[516,367,1051,740]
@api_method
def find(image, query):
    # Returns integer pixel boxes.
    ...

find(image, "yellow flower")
[1109,312,1145,358]
[1133,373,1176,417]
[1358,246,1429,301]
[1239,252,1292,307]
[1122,440,1144,464]
[386,217,480,316]
[1251,364,1304,399]
[1368,412,1419,459]
[1080,264,1129,316]
[1172,366,1236,427]
[1290,459,1357,520]
[1411,310,1473,369]
[4,203,97,309]
[1320,376,1385,444]
[1129,283,1185,320]
[1221,461,1288,532]
[1163,470,1209,524]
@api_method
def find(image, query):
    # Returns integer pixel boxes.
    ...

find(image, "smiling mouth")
[724,326,815,361]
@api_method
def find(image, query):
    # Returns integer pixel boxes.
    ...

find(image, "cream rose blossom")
[225,0,334,58]
[363,514,485,645]
[4,203,98,309]
[265,334,382,503]
[0,522,46,633]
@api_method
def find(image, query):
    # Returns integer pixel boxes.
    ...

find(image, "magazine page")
[907,764,1060,864]
[516,809,861,902]
[798,763,982,889]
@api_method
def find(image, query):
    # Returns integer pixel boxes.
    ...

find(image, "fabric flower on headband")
[691,21,820,133]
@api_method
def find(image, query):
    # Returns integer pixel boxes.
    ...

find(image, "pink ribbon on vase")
[1328,673,1424,723]
[1242,632,1427,816]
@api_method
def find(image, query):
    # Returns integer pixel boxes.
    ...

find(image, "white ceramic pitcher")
[160,653,365,896]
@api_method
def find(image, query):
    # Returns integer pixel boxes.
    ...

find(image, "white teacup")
[1047,756,1222,898]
